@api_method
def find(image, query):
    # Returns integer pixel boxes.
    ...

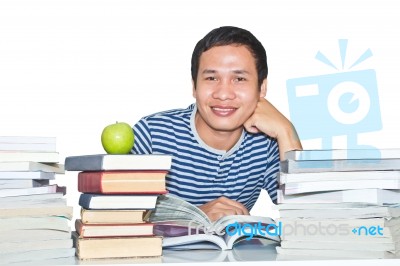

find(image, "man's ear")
[260,79,267,98]
[192,80,196,98]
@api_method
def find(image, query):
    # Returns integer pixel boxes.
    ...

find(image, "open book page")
[162,239,279,262]
[149,194,279,250]
[163,234,228,250]
[162,228,280,250]
[148,194,211,227]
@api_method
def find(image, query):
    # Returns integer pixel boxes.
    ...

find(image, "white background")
[1,0,399,220]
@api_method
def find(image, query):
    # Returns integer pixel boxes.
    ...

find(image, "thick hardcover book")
[0,161,64,173]
[72,232,162,259]
[65,154,172,171]
[80,208,149,224]
[0,151,59,163]
[78,170,167,194]
[280,159,400,173]
[285,149,400,161]
[79,193,159,210]
[75,219,154,238]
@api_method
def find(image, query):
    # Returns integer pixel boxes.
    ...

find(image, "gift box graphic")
[286,40,382,151]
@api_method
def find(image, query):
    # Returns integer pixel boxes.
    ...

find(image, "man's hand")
[243,98,302,159]
[198,196,249,222]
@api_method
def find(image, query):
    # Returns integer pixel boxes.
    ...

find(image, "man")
[132,26,302,221]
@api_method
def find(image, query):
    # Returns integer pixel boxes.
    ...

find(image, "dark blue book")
[79,193,159,210]
[65,154,172,171]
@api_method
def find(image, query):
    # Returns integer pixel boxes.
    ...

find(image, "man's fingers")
[198,197,250,221]
[207,207,244,222]
[217,197,250,215]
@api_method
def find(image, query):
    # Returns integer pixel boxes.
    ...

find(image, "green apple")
[101,122,134,154]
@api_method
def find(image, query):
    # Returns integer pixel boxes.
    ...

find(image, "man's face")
[193,45,266,134]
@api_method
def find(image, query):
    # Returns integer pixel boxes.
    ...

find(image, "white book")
[275,202,377,210]
[280,158,400,173]
[280,239,400,252]
[276,246,398,259]
[0,142,56,152]
[0,151,59,163]
[0,239,73,255]
[277,216,400,228]
[0,184,63,198]
[277,217,400,240]
[277,188,400,205]
[0,171,55,180]
[0,179,49,189]
[0,216,70,232]
[0,192,64,204]
[0,136,56,144]
[282,179,400,195]
[1,248,75,264]
[281,231,400,242]
[0,229,71,242]
[278,204,400,219]
[285,148,400,161]
[0,198,67,209]
[0,205,73,219]
[0,161,64,173]
[279,171,400,184]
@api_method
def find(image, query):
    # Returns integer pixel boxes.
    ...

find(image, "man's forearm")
[277,122,302,160]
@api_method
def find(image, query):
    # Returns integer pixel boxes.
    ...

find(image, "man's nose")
[212,79,235,100]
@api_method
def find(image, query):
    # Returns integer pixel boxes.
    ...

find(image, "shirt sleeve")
[263,139,280,204]
[131,118,153,154]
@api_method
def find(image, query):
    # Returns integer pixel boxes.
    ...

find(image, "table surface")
[9,240,400,266]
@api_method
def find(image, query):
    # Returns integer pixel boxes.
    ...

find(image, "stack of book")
[65,153,172,260]
[276,149,400,259]
[0,136,75,264]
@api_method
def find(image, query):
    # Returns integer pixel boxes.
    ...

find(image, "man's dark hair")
[191,26,268,89]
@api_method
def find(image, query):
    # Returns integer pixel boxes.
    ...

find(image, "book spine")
[78,172,103,193]
[75,219,84,236]
[78,194,93,209]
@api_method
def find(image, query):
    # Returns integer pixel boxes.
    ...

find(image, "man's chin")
[209,124,244,133]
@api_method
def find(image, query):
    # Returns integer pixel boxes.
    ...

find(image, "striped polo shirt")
[131,104,280,211]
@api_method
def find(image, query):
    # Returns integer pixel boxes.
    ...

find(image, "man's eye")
[205,77,217,81]
[235,77,246,82]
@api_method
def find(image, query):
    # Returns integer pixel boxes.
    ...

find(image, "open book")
[146,194,279,250]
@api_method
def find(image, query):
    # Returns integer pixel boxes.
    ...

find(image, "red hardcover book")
[78,170,167,194]
[75,219,154,238]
